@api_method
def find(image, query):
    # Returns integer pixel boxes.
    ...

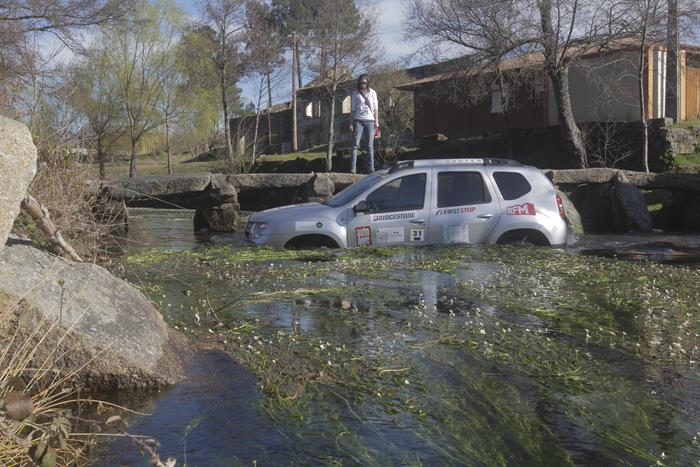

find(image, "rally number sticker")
[355,226,372,246]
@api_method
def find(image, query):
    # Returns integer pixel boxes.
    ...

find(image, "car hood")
[249,202,330,222]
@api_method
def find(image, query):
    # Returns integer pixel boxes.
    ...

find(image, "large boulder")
[0,117,37,252]
[610,172,652,232]
[557,190,584,237]
[0,236,190,391]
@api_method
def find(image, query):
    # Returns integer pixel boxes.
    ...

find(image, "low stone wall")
[548,168,700,233]
[103,172,364,232]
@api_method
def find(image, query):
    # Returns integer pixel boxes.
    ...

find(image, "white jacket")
[351,89,378,121]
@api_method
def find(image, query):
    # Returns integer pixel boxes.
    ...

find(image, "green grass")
[670,118,700,129]
[674,151,700,173]
[95,152,222,180]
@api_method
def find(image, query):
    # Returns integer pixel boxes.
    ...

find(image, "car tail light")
[556,194,566,219]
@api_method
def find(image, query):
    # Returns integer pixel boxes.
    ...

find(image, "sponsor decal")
[410,228,425,242]
[355,226,372,246]
[435,206,476,216]
[506,202,536,216]
[377,227,404,244]
[371,212,415,222]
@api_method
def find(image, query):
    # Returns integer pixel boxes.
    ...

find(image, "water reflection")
[100,209,700,466]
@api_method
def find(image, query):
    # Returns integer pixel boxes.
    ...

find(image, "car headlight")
[247,222,268,240]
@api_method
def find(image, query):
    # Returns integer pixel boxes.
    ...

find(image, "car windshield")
[324,174,383,207]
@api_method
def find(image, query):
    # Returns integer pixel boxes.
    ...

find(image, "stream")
[96,208,700,466]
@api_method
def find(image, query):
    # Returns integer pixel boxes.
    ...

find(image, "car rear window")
[493,172,532,200]
[437,171,491,207]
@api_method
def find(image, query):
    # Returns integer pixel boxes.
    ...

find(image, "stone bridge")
[100,168,700,234]
[100,172,362,231]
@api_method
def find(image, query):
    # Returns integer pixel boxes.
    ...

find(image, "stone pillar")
[0,117,37,251]
[194,203,240,232]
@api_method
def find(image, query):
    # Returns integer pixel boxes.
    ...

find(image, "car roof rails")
[388,160,415,173]
[483,158,522,166]
[387,158,521,173]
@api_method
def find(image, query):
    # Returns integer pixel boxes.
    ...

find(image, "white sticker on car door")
[377,227,404,244]
[444,224,469,244]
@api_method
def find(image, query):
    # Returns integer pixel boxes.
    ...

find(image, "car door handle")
[410,219,427,225]
[476,214,494,219]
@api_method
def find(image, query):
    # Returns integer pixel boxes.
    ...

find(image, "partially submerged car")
[245,158,567,248]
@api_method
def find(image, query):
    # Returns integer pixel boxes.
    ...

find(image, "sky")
[176,0,420,107]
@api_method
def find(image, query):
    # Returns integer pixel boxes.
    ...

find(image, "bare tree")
[308,0,379,171]
[0,0,135,110]
[69,47,124,179]
[198,0,246,165]
[370,63,414,156]
[243,0,285,165]
[404,0,632,168]
[109,1,182,177]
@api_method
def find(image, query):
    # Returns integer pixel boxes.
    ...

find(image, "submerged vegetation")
[117,243,700,465]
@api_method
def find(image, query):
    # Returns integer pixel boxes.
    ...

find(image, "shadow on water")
[97,350,297,466]
[97,209,700,466]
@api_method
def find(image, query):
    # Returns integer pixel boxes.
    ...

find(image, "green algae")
[114,242,700,465]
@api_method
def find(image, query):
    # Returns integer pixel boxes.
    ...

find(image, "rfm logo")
[506,202,536,216]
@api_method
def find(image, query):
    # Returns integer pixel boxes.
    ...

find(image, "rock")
[304,173,334,202]
[0,237,190,391]
[0,117,37,252]
[194,203,239,232]
[557,190,584,236]
[610,172,652,232]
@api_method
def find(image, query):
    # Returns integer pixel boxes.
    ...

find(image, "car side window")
[493,172,532,200]
[366,173,426,212]
[437,171,491,208]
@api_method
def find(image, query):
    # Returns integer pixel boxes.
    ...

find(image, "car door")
[427,169,500,244]
[347,172,432,247]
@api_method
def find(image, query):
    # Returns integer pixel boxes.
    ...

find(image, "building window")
[490,84,504,114]
[342,95,351,114]
[304,101,313,118]
[314,99,321,118]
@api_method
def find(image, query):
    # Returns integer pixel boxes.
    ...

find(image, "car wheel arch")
[493,228,552,246]
[284,234,341,249]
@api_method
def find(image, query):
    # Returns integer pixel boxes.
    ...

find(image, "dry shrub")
[0,293,89,466]
[12,153,126,262]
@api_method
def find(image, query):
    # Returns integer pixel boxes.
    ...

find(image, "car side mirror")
[353,200,369,214]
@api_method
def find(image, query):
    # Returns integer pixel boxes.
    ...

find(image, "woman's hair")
[356,74,370,90]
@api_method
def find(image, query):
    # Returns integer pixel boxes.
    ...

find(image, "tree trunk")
[267,73,273,147]
[326,89,336,172]
[129,138,138,177]
[538,0,586,169]
[295,41,302,89]
[639,36,649,172]
[222,72,234,164]
[165,115,172,175]
[97,134,105,180]
[253,111,261,167]
[548,67,587,168]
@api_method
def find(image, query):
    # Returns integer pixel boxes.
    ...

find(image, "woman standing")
[349,74,379,174]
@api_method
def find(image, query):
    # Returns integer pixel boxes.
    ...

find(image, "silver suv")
[245,158,567,248]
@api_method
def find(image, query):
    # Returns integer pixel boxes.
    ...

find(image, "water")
[97,209,700,466]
